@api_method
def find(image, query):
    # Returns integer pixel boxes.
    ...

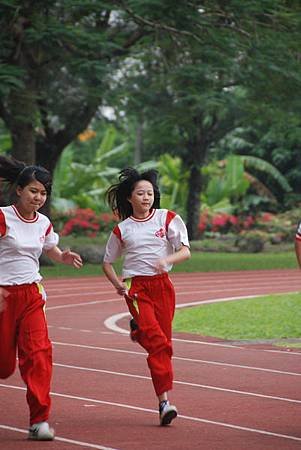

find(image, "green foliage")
[158,154,188,217]
[241,155,292,193]
[0,120,11,153]
[1,0,300,238]
[0,63,25,95]
[201,154,292,216]
[214,121,300,205]
[52,126,128,212]
[203,156,249,209]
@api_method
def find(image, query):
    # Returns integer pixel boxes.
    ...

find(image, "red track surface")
[1,269,301,450]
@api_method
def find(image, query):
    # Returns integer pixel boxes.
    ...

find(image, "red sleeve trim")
[295,234,301,241]
[165,210,176,232]
[113,225,122,241]
[45,223,53,236]
[0,209,6,237]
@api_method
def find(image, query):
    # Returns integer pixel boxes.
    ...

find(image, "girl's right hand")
[115,284,127,296]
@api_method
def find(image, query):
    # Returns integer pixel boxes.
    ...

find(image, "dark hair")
[0,156,52,196]
[106,167,160,220]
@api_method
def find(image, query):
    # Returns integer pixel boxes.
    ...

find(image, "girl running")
[0,156,82,441]
[102,167,190,426]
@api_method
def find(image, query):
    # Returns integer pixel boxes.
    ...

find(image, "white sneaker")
[28,421,55,441]
[159,400,178,426]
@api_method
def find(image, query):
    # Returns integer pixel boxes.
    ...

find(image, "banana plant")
[52,126,129,212]
[201,154,292,214]
[157,153,188,217]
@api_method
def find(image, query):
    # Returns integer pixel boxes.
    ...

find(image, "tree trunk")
[134,121,143,165]
[186,164,202,241]
[36,142,62,218]
[184,127,208,241]
[8,88,37,164]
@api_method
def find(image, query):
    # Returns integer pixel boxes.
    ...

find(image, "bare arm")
[156,245,191,273]
[45,246,83,269]
[295,239,301,268]
[102,261,127,296]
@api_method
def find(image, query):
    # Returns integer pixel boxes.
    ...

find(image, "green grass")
[41,264,103,278]
[172,251,296,272]
[41,250,297,278]
[173,293,301,343]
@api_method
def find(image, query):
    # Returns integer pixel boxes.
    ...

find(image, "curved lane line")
[103,294,262,336]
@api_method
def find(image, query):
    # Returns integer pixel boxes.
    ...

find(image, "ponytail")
[0,156,26,184]
[0,155,52,196]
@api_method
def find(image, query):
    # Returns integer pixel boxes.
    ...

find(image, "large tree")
[0,0,221,174]
[112,1,301,238]
[1,1,301,237]
[0,1,145,172]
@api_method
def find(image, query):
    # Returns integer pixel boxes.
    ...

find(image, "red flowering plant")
[198,211,255,237]
[57,208,118,237]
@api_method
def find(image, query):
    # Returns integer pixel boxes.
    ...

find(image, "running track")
[1,269,301,450]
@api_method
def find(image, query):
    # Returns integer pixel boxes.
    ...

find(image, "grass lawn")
[173,293,301,347]
[41,250,297,278]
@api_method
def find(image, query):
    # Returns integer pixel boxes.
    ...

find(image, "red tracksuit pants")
[125,272,175,396]
[0,283,52,426]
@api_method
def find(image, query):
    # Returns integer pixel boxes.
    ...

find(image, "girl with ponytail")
[0,156,82,441]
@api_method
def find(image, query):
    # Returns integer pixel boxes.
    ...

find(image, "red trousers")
[126,273,175,396]
[0,283,52,426]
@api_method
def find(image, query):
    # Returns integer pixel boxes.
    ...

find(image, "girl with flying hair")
[103,167,190,426]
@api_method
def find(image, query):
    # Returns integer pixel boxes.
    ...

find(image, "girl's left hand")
[62,249,83,268]
[156,258,168,273]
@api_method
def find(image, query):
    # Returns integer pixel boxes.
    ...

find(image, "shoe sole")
[160,409,177,426]
[28,429,55,441]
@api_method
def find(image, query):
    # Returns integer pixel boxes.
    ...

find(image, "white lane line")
[52,341,301,377]
[47,290,115,299]
[48,325,115,335]
[53,362,301,404]
[0,424,118,449]
[49,323,301,356]
[57,327,73,331]
[1,385,301,443]
[104,312,129,334]
[47,298,121,310]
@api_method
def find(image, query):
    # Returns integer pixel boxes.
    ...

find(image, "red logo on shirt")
[40,235,45,243]
[155,227,166,238]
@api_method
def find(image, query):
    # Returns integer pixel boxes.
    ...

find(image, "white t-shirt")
[103,208,190,278]
[0,205,59,285]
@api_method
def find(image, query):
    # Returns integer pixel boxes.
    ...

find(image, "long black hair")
[106,167,160,220]
[0,156,52,196]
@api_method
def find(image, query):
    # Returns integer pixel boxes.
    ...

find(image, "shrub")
[235,230,267,253]
[256,211,296,243]
[54,208,118,237]
[198,211,255,237]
